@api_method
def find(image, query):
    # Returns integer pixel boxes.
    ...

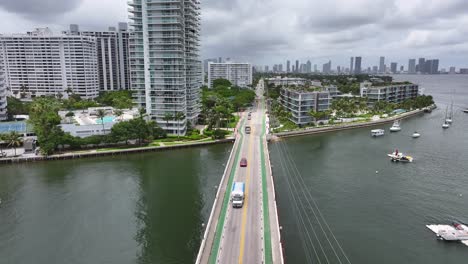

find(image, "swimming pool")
[95,116,116,124]
[0,122,29,133]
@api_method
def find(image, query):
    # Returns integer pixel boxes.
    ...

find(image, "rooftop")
[282,86,326,93]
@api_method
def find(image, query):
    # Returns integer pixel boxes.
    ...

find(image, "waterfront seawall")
[274,108,430,139]
[0,139,234,165]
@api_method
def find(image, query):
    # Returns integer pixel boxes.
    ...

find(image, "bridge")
[196,80,284,263]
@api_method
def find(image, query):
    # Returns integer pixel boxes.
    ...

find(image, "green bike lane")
[208,118,246,264]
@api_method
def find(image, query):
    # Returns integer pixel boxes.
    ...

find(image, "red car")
[240,158,247,167]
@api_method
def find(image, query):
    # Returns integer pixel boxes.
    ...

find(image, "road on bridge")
[197,79,282,264]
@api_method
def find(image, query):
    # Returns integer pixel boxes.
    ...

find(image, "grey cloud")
[0,0,82,20]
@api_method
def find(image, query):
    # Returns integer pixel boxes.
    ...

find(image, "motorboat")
[412,131,421,138]
[371,129,385,137]
[387,150,413,163]
[427,222,468,246]
[442,106,450,129]
[389,120,401,132]
[463,108,468,113]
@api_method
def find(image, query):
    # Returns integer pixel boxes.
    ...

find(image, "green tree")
[6,131,22,156]
[29,97,63,155]
[213,78,232,88]
[96,109,107,134]
[174,112,185,138]
[163,112,173,131]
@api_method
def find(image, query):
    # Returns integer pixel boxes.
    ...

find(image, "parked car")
[240,158,247,167]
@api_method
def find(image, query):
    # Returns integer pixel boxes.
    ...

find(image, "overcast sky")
[1,0,468,69]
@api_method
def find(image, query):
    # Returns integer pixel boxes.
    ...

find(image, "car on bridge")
[240,158,247,167]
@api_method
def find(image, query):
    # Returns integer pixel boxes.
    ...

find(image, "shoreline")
[272,106,434,139]
[0,138,234,165]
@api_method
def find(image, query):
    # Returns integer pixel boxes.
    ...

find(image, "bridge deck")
[196,80,283,264]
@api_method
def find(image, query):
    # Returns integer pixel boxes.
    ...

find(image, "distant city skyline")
[0,0,468,68]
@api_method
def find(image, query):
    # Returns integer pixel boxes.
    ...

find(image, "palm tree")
[174,112,185,138]
[65,87,73,97]
[162,112,173,132]
[0,133,6,157]
[6,131,22,156]
[114,109,124,122]
[96,109,107,134]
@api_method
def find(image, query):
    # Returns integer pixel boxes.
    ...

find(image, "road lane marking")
[238,119,255,264]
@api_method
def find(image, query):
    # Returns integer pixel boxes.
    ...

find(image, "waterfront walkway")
[196,80,283,263]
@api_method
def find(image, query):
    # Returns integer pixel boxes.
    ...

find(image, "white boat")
[446,100,454,123]
[412,132,421,138]
[463,108,468,113]
[426,222,468,246]
[387,150,413,162]
[442,106,450,129]
[371,129,385,137]
[389,120,401,132]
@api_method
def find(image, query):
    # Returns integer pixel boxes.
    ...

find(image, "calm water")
[271,74,468,263]
[0,145,231,264]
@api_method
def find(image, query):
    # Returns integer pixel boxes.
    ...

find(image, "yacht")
[389,120,401,132]
[442,121,450,129]
[371,129,385,137]
[412,131,421,138]
[387,150,413,163]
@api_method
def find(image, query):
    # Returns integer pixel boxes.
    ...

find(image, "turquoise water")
[96,116,116,124]
[0,121,29,133]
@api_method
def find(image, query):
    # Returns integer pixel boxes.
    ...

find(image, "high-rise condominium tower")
[379,56,385,73]
[354,57,362,74]
[64,23,131,91]
[0,28,99,99]
[128,0,202,135]
[350,57,354,74]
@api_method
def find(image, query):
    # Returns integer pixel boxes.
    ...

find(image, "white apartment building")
[265,77,307,86]
[128,0,202,135]
[0,28,99,99]
[280,87,332,125]
[360,81,419,106]
[0,66,6,121]
[63,23,131,91]
[208,62,252,88]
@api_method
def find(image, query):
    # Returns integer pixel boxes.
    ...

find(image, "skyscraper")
[322,61,332,74]
[306,60,312,73]
[0,65,6,120]
[0,28,99,99]
[295,60,299,73]
[287,60,291,73]
[350,57,354,74]
[379,56,385,73]
[390,62,397,73]
[128,0,202,135]
[314,64,317,73]
[354,57,362,74]
[279,64,283,72]
[64,23,131,91]
[408,59,416,74]
[417,58,426,73]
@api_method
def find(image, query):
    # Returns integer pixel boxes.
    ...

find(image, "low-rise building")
[360,81,419,106]
[208,62,252,88]
[59,107,137,138]
[265,77,307,86]
[279,86,331,125]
